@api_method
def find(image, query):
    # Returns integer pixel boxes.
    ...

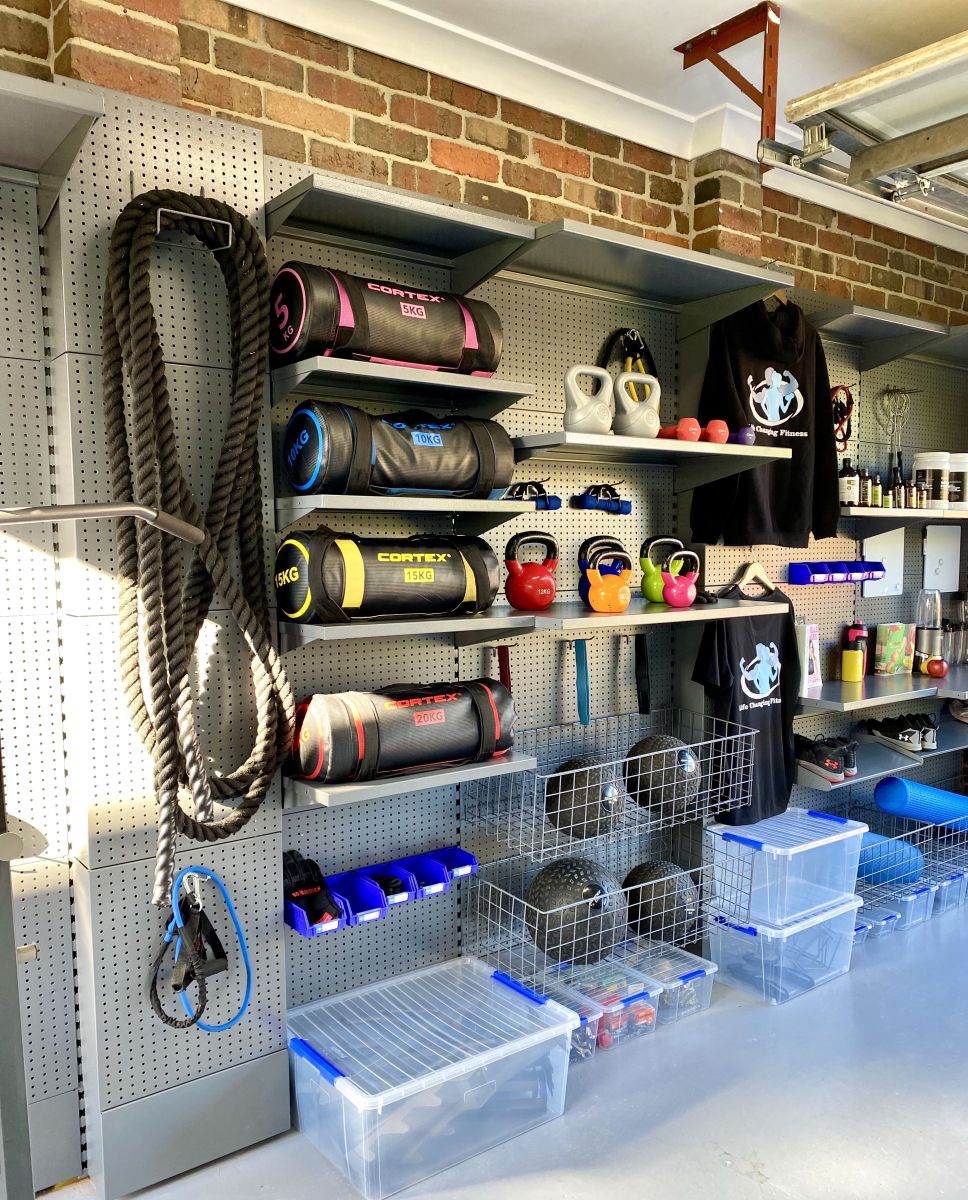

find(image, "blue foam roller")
[858,831,925,887]
[875,776,968,831]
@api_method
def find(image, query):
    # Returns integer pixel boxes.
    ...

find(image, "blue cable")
[168,865,252,1033]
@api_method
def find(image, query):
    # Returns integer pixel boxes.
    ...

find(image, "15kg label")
[404,567,435,583]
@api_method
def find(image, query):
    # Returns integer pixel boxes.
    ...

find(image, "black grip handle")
[640,535,684,562]
[578,535,624,565]
[590,549,632,572]
[505,531,558,563]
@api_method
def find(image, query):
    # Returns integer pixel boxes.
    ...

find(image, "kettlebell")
[578,536,624,607]
[564,365,613,436]
[612,371,661,439]
[586,551,633,614]
[640,537,683,603]
[661,549,700,608]
[504,532,558,611]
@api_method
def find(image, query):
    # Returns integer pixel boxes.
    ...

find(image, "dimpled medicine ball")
[545,755,626,840]
[624,734,701,819]
[525,857,627,965]
[622,860,701,941]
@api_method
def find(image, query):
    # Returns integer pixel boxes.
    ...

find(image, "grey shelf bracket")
[677,281,786,341]
[450,234,533,293]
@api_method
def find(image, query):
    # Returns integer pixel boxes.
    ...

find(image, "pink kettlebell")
[662,550,700,608]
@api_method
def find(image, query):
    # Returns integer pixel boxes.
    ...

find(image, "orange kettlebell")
[586,551,633,614]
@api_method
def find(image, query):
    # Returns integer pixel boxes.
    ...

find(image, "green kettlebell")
[640,537,684,603]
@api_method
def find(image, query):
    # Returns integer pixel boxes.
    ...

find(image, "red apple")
[926,658,949,678]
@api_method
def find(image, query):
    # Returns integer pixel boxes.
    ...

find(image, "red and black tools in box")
[287,678,515,784]
[269,261,503,374]
[275,528,498,624]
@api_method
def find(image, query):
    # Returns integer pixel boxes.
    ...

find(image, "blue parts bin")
[874,775,968,830]
[284,846,478,937]
[857,830,925,887]
[787,561,885,585]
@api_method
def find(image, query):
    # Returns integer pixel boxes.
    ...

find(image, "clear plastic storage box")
[707,895,861,1005]
[706,807,866,926]
[613,940,717,1024]
[556,959,663,1049]
[863,903,900,937]
[928,867,966,914]
[288,957,578,1200]
[530,978,604,1064]
[853,918,872,946]
[893,881,937,928]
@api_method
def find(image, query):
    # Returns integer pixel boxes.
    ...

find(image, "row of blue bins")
[284,845,478,937]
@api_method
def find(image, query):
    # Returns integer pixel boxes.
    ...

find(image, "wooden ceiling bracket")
[675,2,780,144]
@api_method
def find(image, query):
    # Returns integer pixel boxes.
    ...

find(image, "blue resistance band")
[166,865,252,1033]
[575,639,590,726]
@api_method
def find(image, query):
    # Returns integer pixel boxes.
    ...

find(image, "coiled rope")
[102,190,295,906]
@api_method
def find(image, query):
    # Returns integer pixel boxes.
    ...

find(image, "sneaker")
[829,736,858,777]
[795,734,845,783]
[908,713,939,751]
[866,717,921,752]
[949,700,968,725]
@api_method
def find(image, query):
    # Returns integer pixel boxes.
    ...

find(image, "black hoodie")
[690,301,838,548]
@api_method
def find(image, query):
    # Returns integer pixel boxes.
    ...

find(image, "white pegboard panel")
[77,833,284,1110]
[51,353,273,617]
[46,87,264,361]
[0,179,42,360]
[13,857,77,1104]
[63,612,280,870]
[863,355,968,457]
[0,357,56,614]
[0,616,68,856]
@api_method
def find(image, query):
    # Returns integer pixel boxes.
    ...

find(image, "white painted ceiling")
[374,0,967,124]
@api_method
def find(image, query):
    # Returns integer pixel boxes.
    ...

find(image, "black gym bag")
[282,401,515,499]
[274,529,498,623]
[269,262,503,373]
[287,679,515,783]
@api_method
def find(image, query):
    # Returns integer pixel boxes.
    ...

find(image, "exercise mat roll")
[857,831,925,887]
[287,678,515,783]
[875,775,968,830]
[274,529,498,623]
[269,261,503,372]
[282,401,514,498]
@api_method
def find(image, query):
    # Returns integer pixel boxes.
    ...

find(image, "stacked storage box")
[704,808,866,1005]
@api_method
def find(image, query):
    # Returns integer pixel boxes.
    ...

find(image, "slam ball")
[622,860,701,941]
[624,734,701,819]
[525,857,627,965]
[545,755,626,840]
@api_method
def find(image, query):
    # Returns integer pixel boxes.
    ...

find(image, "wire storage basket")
[850,807,935,926]
[462,709,756,863]
[466,832,709,994]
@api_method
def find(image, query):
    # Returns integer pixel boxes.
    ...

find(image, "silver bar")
[0,503,204,546]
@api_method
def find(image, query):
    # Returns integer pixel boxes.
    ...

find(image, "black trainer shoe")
[795,734,845,783]
[908,713,938,751]
[866,717,921,752]
[829,736,858,777]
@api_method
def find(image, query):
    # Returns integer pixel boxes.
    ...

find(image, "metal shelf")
[919,324,968,371]
[283,751,539,810]
[511,431,791,491]
[920,715,968,757]
[275,494,534,535]
[279,611,535,648]
[0,74,103,222]
[937,667,968,702]
[813,303,946,370]
[264,171,533,291]
[797,674,939,713]
[841,506,968,522]
[271,355,535,418]
[501,219,793,338]
[512,596,791,634]
[796,734,920,792]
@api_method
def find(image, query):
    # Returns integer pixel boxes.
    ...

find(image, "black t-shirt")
[692,593,800,825]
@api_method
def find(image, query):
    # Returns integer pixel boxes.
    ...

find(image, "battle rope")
[102,190,295,908]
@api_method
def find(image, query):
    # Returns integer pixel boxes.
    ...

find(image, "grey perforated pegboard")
[13,857,76,1103]
[0,177,42,360]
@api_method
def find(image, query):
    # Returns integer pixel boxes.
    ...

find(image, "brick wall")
[0,0,50,79]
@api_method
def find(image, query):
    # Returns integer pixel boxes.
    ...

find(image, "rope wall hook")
[102,189,295,919]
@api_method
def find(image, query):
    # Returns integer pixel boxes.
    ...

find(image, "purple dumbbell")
[729,426,756,446]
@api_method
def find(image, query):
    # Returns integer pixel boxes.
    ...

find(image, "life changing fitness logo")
[739,642,781,700]
[747,367,804,428]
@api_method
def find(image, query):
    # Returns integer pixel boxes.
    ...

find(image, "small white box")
[288,957,577,1200]
[707,895,861,1005]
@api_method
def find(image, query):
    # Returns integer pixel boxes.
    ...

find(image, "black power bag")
[283,401,514,499]
[275,529,498,623]
[269,261,503,373]
[287,679,515,783]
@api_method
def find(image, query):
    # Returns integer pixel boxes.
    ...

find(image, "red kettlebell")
[505,531,558,610]
[701,420,729,444]
[661,549,700,608]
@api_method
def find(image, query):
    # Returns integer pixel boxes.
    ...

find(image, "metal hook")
[154,207,234,252]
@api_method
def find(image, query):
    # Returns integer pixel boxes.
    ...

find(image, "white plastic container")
[853,918,872,946]
[613,940,717,1024]
[863,903,901,937]
[707,894,861,1005]
[706,807,867,926]
[288,957,577,1200]
[557,959,663,1049]
[948,453,968,509]
[914,451,950,509]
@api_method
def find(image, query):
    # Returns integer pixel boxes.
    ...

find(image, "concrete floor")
[61,912,968,1200]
